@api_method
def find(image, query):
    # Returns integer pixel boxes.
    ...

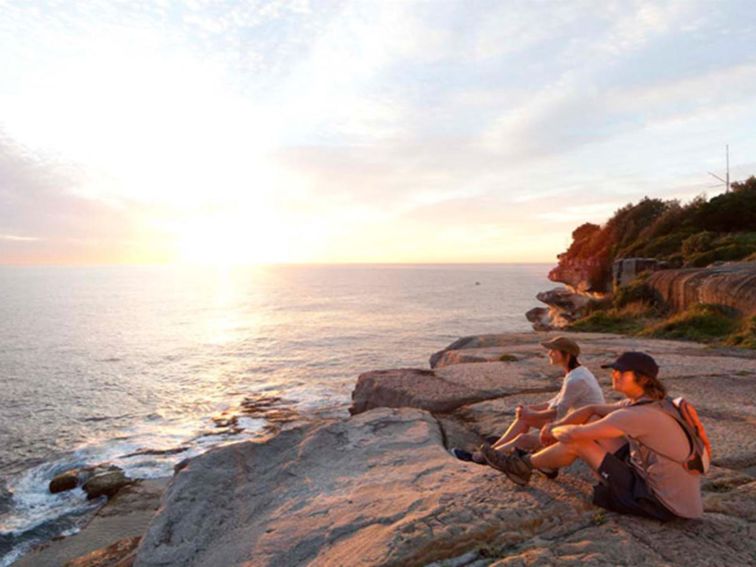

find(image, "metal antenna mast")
[708,145,731,193]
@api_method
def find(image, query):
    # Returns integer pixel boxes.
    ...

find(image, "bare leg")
[492,417,530,449]
[530,439,609,472]
[496,431,542,454]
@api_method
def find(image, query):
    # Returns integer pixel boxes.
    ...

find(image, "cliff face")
[548,257,609,293]
[648,261,756,315]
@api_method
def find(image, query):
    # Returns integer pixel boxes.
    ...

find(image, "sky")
[1,0,755,265]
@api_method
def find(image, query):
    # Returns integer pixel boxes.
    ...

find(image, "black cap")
[601,352,659,379]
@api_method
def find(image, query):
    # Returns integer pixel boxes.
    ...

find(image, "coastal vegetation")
[559,176,756,348]
[557,176,756,291]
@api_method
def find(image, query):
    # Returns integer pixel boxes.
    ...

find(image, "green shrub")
[694,180,756,232]
[554,180,755,287]
[725,316,756,349]
[570,311,647,334]
[682,231,716,258]
[641,232,690,258]
[685,243,756,267]
[585,297,613,314]
[499,354,518,362]
[665,253,684,268]
[613,279,659,309]
[641,304,739,341]
[730,232,756,246]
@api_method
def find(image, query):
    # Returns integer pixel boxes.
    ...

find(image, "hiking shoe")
[471,448,487,465]
[482,444,533,486]
[450,448,474,462]
[451,448,487,466]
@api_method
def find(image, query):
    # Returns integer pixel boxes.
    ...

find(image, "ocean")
[0,263,551,564]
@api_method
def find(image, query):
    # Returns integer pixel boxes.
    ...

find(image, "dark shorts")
[592,444,678,522]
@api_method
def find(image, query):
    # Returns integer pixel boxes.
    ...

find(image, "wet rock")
[211,415,238,428]
[49,464,121,495]
[50,469,81,494]
[239,395,299,424]
[525,307,551,331]
[16,479,167,567]
[83,468,132,500]
[121,447,189,459]
[205,395,301,440]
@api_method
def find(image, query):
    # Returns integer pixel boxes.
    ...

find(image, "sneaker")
[451,447,487,466]
[450,448,474,462]
[512,448,556,478]
[471,448,487,465]
[482,444,533,486]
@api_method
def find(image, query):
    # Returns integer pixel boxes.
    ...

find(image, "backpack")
[634,396,712,475]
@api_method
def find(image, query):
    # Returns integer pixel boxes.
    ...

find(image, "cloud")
[0,133,159,263]
[0,234,41,241]
[1,1,756,263]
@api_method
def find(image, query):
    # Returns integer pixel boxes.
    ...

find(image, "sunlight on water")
[0,263,551,563]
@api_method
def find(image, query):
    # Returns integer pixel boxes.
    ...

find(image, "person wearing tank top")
[482,351,703,521]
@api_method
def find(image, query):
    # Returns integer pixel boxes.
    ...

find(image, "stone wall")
[647,261,756,315]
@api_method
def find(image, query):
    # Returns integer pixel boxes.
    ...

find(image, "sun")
[174,212,293,266]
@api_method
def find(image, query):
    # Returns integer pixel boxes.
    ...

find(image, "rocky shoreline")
[15,332,756,566]
[528,261,756,333]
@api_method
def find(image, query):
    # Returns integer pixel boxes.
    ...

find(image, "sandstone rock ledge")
[126,332,756,567]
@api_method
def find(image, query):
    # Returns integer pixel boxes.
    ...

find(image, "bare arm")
[520,406,557,427]
[554,403,623,426]
[552,417,626,444]
[540,403,623,445]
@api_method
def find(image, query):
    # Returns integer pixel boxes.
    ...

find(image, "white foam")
[1,461,98,536]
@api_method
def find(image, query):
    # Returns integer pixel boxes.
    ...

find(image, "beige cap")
[540,336,580,357]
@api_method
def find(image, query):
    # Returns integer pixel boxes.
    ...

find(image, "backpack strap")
[626,397,695,467]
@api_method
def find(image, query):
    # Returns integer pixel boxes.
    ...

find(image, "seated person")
[483,351,703,521]
[452,336,604,466]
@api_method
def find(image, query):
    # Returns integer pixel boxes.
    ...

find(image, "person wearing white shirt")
[451,336,604,470]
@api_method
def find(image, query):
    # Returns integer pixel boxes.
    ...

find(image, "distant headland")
[528,175,756,349]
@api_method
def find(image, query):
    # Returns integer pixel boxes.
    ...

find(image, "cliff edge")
[127,332,756,567]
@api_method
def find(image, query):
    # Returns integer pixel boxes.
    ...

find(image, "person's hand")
[515,405,524,420]
[552,425,579,444]
[540,423,556,446]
